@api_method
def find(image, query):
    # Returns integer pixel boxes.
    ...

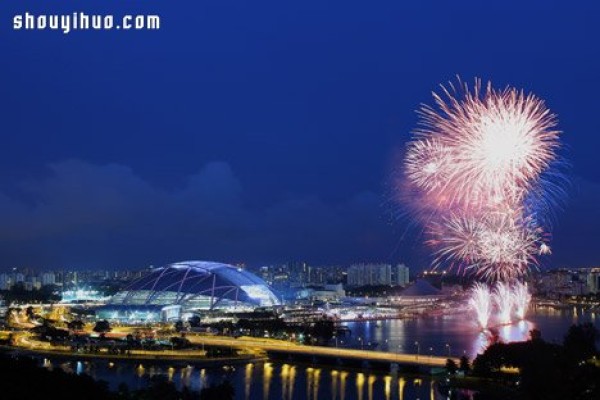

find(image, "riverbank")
[0,344,266,366]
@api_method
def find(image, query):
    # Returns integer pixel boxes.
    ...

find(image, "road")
[186,335,457,367]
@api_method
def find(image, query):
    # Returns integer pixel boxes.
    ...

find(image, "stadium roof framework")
[108,261,281,312]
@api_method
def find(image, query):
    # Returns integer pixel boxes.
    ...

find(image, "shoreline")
[0,344,265,367]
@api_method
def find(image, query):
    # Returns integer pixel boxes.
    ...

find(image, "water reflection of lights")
[331,370,338,400]
[356,372,365,400]
[288,365,296,400]
[281,364,290,399]
[244,364,253,400]
[367,375,376,400]
[167,366,175,381]
[498,320,533,343]
[384,375,391,400]
[280,364,297,400]
[199,368,207,391]
[76,361,84,375]
[263,363,273,400]
[398,377,406,400]
[430,380,435,400]
[306,367,313,400]
[340,371,348,400]
[136,364,145,378]
[180,365,192,387]
[312,368,321,400]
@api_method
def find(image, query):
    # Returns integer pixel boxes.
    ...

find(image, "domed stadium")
[96,261,281,323]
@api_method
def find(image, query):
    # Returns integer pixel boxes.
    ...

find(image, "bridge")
[186,335,457,372]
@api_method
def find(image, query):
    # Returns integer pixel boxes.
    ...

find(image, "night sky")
[1,1,599,270]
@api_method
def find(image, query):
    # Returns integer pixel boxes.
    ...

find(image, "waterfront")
[345,305,600,359]
[46,359,435,400]
[38,306,599,400]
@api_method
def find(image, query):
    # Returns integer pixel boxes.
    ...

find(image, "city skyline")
[1,1,600,270]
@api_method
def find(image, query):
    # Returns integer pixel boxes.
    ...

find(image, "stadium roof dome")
[401,279,442,297]
[109,261,280,310]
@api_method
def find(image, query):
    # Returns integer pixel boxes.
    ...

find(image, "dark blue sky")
[1,1,599,269]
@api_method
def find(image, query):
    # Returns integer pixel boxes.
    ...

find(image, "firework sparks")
[409,79,559,209]
[494,282,514,325]
[513,281,532,320]
[402,78,563,280]
[469,283,492,330]
[428,210,543,281]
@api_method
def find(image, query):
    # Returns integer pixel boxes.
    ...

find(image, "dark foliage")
[93,319,112,333]
[0,354,114,400]
[0,354,235,400]
[0,283,61,303]
[471,324,600,400]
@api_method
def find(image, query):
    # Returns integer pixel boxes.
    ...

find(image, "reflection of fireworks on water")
[494,282,514,325]
[469,283,492,329]
[513,281,532,320]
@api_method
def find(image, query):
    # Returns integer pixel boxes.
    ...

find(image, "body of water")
[343,305,599,359]
[41,306,598,400]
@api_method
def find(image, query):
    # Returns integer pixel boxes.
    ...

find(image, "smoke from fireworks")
[469,283,492,329]
[402,78,563,280]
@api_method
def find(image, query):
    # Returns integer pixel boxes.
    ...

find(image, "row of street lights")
[350,337,453,359]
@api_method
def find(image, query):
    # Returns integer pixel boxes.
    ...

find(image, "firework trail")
[513,281,532,320]
[469,283,492,330]
[402,78,563,280]
[494,282,514,325]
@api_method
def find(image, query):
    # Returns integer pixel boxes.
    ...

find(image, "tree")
[446,358,458,375]
[92,320,111,333]
[67,320,85,331]
[25,306,35,320]
[459,355,471,373]
[311,318,335,343]
[563,323,599,363]
[188,315,202,327]
[174,320,187,333]
[529,328,542,342]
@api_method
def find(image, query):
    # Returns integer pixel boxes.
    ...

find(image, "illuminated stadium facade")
[97,261,281,323]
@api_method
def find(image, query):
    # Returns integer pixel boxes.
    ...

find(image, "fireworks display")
[513,281,532,320]
[494,282,514,325]
[469,283,492,329]
[403,78,562,281]
[402,78,566,333]
[469,281,533,329]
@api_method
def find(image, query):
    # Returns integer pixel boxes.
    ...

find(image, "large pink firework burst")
[427,210,544,281]
[403,78,562,280]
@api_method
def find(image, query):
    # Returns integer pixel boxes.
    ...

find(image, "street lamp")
[358,337,364,350]
[445,343,451,357]
[429,347,433,359]
[414,341,420,360]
